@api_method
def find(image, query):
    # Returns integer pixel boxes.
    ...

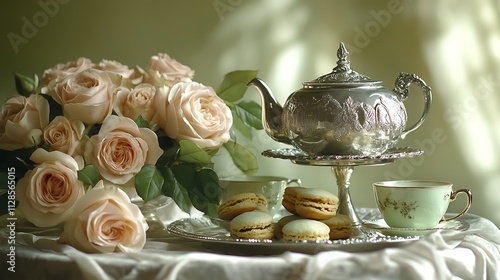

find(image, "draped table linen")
[1,206,499,280]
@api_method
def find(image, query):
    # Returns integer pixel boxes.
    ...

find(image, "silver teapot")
[248,42,432,156]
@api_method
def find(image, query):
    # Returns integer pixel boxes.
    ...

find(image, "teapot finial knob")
[307,41,373,84]
[337,42,349,60]
[334,42,351,72]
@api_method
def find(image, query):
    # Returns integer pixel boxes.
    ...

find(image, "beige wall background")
[1,0,499,227]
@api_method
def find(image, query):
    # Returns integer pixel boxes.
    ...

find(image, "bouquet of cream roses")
[0,53,261,252]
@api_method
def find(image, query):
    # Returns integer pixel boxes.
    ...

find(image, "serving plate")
[167,215,419,255]
[363,219,469,237]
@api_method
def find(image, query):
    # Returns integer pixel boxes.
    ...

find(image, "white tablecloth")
[1,207,499,280]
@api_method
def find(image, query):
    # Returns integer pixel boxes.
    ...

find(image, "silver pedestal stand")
[262,147,423,234]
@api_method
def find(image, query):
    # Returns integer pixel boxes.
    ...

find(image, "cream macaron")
[282,186,305,214]
[294,188,339,220]
[217,192,259,220]
[230,211,275,240]
[274,214,302,239]
[321,214,353,239]
[281,219,330,241]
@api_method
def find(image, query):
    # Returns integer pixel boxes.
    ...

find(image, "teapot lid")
[303,42,381,88]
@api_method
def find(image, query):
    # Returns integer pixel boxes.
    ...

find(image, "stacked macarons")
[217,187,352,241]
[229,211,274,240]
[217,192,267,220]
[282,187,339,219]
[217,192,275,240]
[278,187,353,241]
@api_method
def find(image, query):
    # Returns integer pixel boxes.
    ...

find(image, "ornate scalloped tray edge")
[262,147,424,166]
[167,213,419,255]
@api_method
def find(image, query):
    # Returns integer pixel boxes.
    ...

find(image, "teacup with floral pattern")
[373,180,472,228]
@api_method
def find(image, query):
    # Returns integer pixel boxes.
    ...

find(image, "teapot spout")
[247,78,291,144]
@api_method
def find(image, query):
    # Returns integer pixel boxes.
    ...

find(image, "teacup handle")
[440,188,473,222]
[286,179,302,187]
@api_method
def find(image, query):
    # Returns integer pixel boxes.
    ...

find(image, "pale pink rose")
[146,53,194,87]
[155,81,232,149]
[41,57,94,89]
[125,65,147,86]
[0,94,50,150]
[59,180,148,253]
[16,148,85,227]
[50,69,119,125]
[43,116,85,156]
[85,115,162,185]
[113,83,157,124]
[96,59,135,79]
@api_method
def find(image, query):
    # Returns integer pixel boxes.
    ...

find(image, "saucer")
[362,219,469,237]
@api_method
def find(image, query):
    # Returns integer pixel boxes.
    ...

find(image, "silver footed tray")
[261,147,423,166]
[167,209,420,255]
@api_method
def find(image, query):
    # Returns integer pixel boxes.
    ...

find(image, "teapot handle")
[394,72,432,139]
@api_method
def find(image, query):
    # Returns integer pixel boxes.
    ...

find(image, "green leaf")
[0,146,37,175]
[206,148,219,157]
[40,94,63,122]
[159,166,193,213]
[204,203,219,218]
[170,164,196,190]
[216,70,258,102]
[14,72,39,96]
[223,140,258,174]
[178,140,213,166]
[170,165,220,214]
[234,100,263,130]
[230,111,253,139]
[157,135,176,150]
[193,168,220,205]
[135,115,150,129]
[77,165,100,186]
[135,164,164,201]
[156,145,180,167]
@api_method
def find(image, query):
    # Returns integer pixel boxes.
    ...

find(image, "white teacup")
[219,175,301,216]
[373,180,472,228]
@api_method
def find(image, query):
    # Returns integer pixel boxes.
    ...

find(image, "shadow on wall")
[205,0,500,227]
[418,0,500,226]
